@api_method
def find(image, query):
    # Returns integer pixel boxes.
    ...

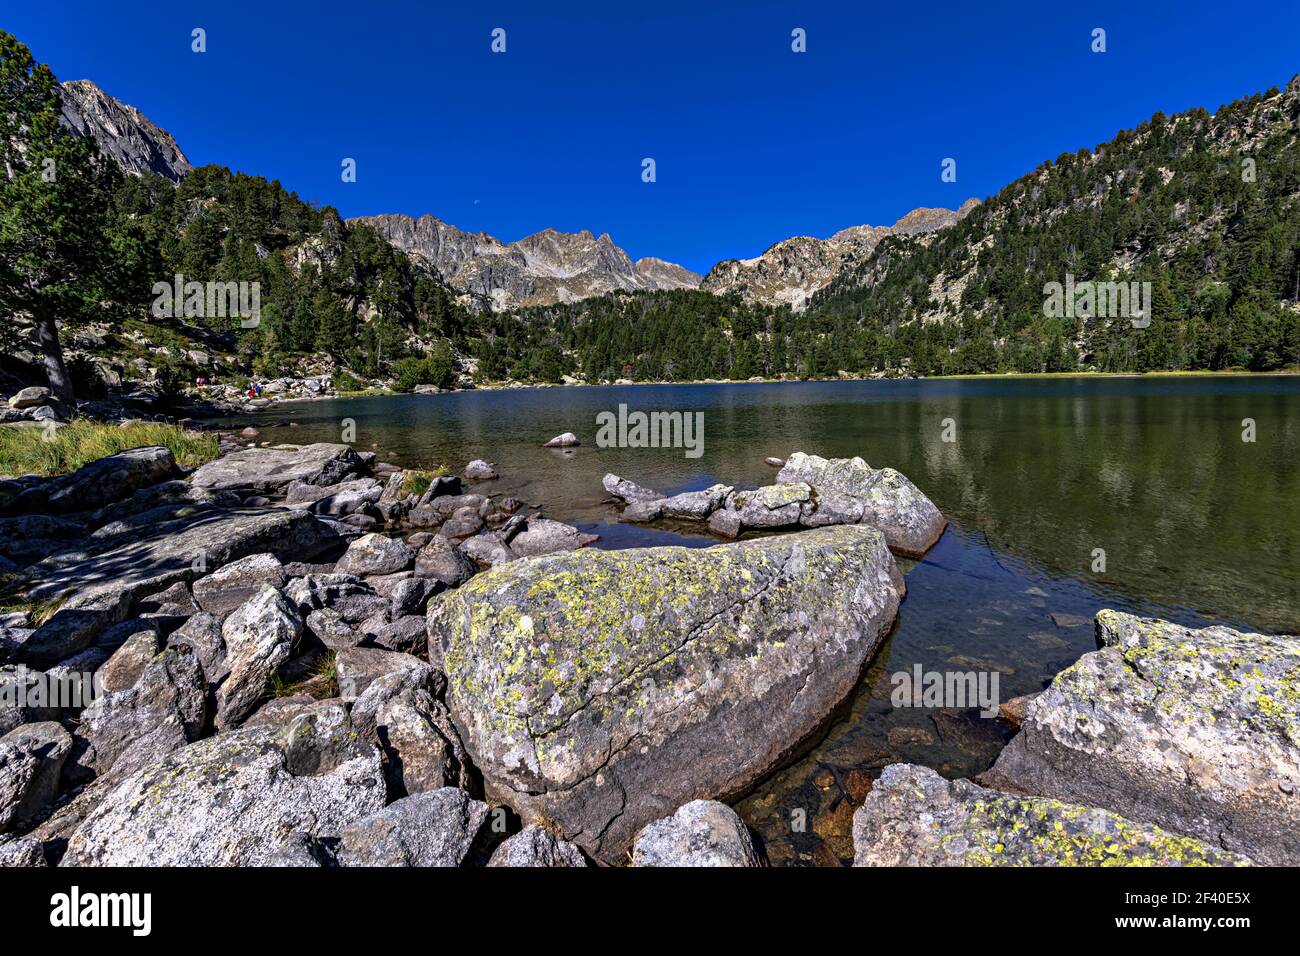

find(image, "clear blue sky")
[6,1,1299,273]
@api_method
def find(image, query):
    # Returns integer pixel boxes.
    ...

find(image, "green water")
[227,374,1299,864]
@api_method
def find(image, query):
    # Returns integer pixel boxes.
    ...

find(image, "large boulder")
[429,524,902,860]
[632,800,761,867]
[336,789,488,867]
[335,534,414,576]
[192,553,286,616]
[981,611,1300,866]
[189,443,366,494]
[852,468,947,557]
[601,473,663,504]
[658,484,732,520]
[216,587,303,729]
[734,483,810,529]
[4,446,179,516]
[777,452,875,496]
[8,386,51,410]
[0,722,72,831]
[61,727,386,865]
[853,764,1254,866]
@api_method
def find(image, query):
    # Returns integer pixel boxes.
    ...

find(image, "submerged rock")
[429,524,901,859]
[61,727,386,866]
[632,800,761,867]
[463,459,499,481]
[853,764,1253,866]
[982,610,1300,866]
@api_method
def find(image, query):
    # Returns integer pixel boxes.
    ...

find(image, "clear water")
[224,375,1300,864]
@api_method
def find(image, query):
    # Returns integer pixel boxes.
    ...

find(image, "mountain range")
[61,78,978,312]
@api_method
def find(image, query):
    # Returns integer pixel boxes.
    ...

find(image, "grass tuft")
[0,420,220,478]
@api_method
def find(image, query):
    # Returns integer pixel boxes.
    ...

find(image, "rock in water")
[981,610,1300,866]
[852,467,947,557]
[777,452,875,495]
[489,826,587,867]
[544,433,581,448]
[463,459,499,480]
[62,727,386,866]
[632,800,761,867]
[853,764,1253,866]
[429,524,901,860]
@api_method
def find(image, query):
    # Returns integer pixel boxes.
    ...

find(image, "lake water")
[226,375,1299,865]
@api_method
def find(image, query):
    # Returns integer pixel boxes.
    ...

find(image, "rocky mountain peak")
[59,79,192,182]
[700,199,980,310]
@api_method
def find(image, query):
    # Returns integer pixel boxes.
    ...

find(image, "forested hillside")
[809,79,1300,374]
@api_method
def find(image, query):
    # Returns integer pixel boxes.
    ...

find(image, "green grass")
[404,465,450,498]
[0,420,220,478]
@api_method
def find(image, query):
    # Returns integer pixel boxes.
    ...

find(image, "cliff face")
[701,199,980,310]
[351,214,702,310]
[59,79,192,182]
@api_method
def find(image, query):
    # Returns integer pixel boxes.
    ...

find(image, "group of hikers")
[193,374,263,399]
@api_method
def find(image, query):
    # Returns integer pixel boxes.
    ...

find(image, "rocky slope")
[59,79,192,182]
[351,214,701,311]
[701,199,979,310]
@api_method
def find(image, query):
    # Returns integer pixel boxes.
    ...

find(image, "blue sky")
[7,1,1300,273]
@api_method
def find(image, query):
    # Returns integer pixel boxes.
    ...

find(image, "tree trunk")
[35,309,75,407]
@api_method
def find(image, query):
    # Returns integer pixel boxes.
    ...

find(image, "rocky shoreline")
[0,437,1295,867]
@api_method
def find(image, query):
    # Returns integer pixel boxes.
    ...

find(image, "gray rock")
[617,499,663,523]
[632,800,761,867]
[463,459,499,481]
[439,506,484,540]
[855,467,947,557]
[981,610,1300,866]
[489,826,587,867]
[283,703,368,777]
[369,685,469,794]
[0,722,72,830]
[61,727,385,865]
[543,432,580,448]
[80,644,207,777]
[368,616,428,655]
[601,473,664,504]
[853,764,1254,866]
[430,524,902,860]
[189,443,366,494]
[508,518,599,557]
[0,835,46,866]
[801,490,866,527]
[386,577,436,618]
[659,483,732,520]
[776,451,875,496]
[414,536,477,588]
[5,447,177,516]
[735,483,809,528]
[459,535,517,568]
[336,789,488,867]
[707,508,742,538]
[284,477,381,506]
[336,534,414,576]
[216,587,302,729]
[7,386,51,410]
[193,553,287,616]
[260,831,332,867]
[305,607,363,651]
[166,613,227,685]
[96,625,162,693]
[0,666,60,735]
[15,590,132,671]
[335,647,426,701]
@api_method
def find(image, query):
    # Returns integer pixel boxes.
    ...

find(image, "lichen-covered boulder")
[429,524,902,860]
[777,452,875,496]
[982,611,1300,866]
[854,764,1253,866]
[60,727,386,865]
[853,468,946,557]
[734,482,810,528]
[632,800,761,867]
